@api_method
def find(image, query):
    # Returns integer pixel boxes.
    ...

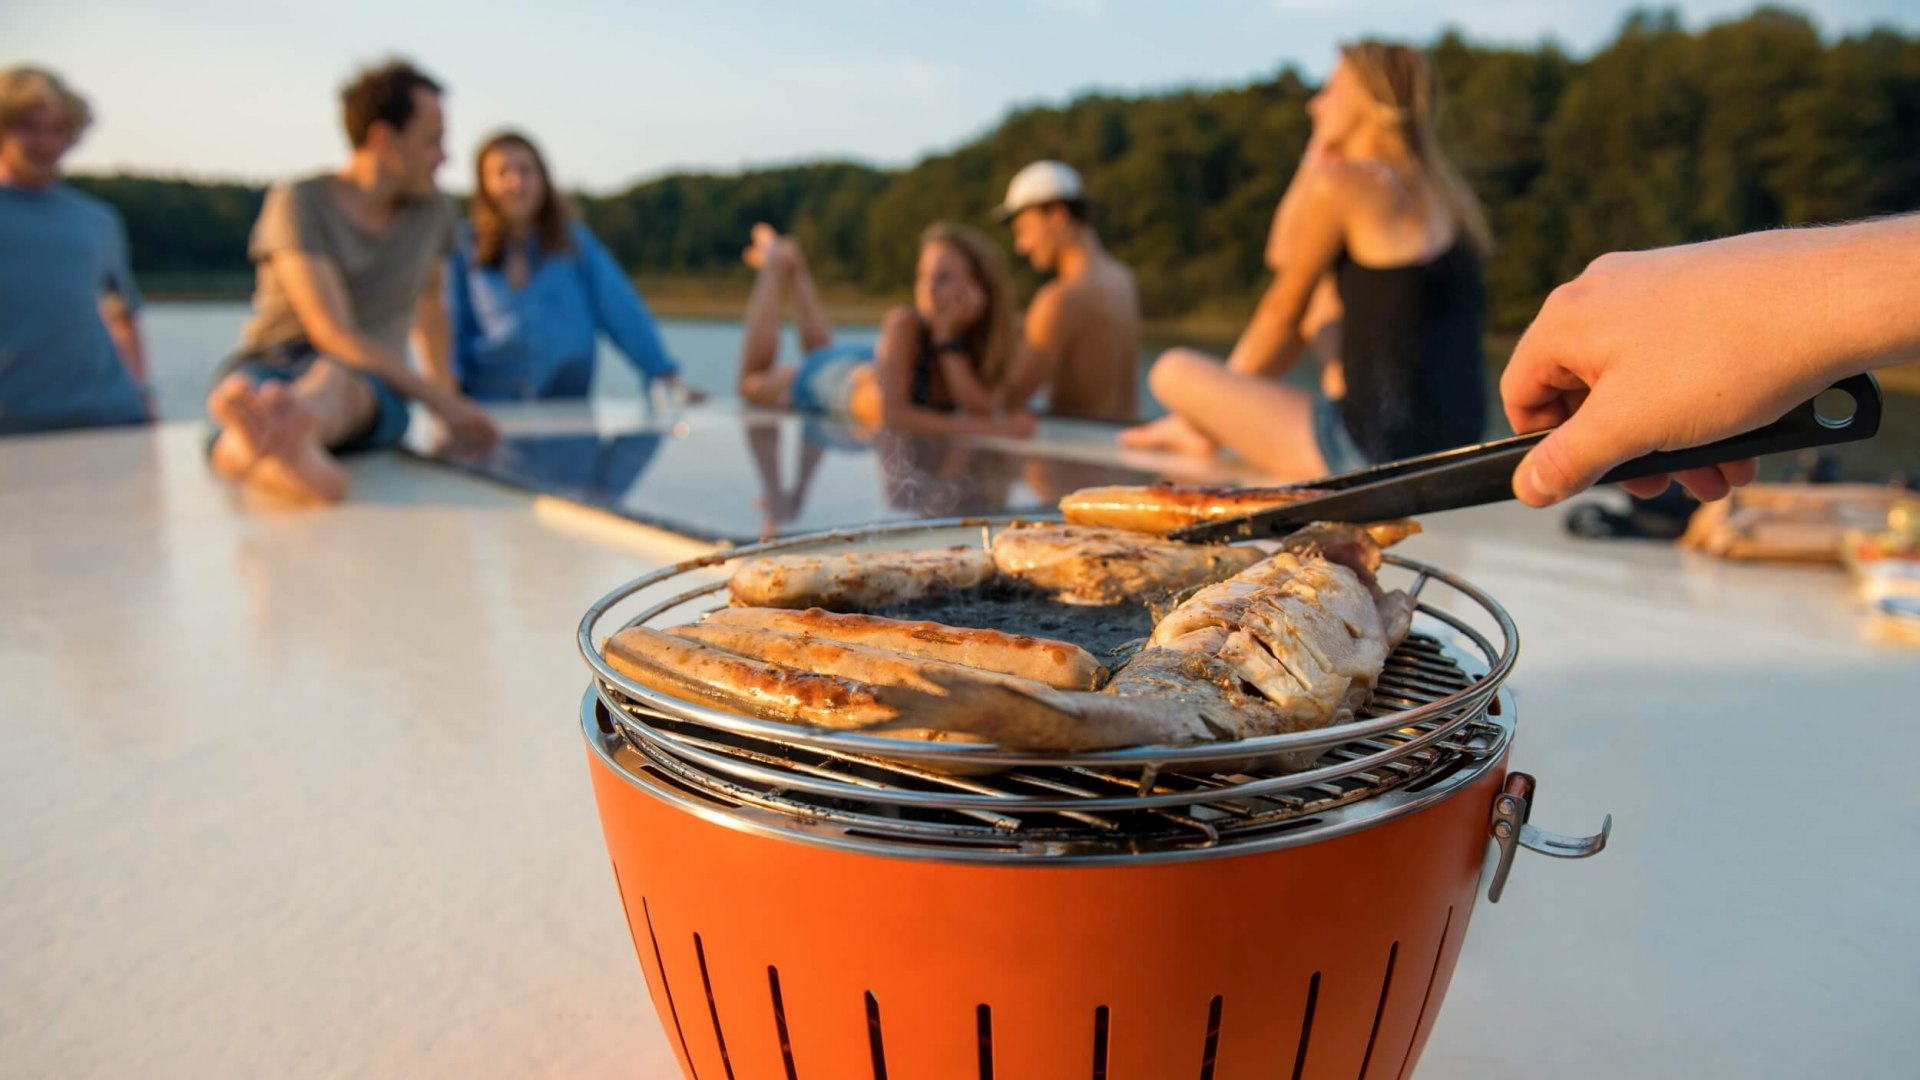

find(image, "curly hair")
[0,66,93,139]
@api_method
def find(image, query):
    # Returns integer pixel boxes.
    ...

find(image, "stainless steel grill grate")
[593,630,1509,859]
[579,517,1521,862]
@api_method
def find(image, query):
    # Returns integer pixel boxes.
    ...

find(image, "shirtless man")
[992,161,1144,424]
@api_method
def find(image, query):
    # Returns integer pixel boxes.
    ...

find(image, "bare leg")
[1121,345,1328,476]
[1118,346,1221,457]
[738,225,802,408]
[1135,348,1327,480]
[288,357,378,448]
[782,239,835,353]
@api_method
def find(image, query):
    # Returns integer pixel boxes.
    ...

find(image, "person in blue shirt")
[445,131,695,403]
[0,65,149,436]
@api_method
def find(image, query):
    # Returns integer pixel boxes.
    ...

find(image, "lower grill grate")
[601,630,1503,857]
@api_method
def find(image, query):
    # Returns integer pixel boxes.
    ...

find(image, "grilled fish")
[871,523,1416,769]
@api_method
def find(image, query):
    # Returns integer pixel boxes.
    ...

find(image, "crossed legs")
[738,225,834,409]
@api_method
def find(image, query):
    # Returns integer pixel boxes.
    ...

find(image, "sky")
[4,0,1915,193]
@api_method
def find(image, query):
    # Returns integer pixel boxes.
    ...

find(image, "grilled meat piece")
[990,523,1263,605]
[871,524,1416,769]
[668,625,1056,698]
[698,606,1105,690]
[604,626,898,728]
[727,546,995,609]
[1060,484,1326,535]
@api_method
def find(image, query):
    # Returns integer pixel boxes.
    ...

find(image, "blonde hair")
[0,66,93,139]
[920,223,1018,389]
[1339,41,1491,256]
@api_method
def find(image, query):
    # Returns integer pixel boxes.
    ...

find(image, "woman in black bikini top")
[1120,40,1492,481]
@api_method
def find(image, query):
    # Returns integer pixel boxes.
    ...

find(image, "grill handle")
[1487,772,1612,903]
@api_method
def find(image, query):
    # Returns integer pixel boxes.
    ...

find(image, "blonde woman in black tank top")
[1120,41,1493,481]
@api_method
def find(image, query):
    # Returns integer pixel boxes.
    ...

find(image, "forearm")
[997,349,1054,412]
[106,310,148,382]
[880,401,1011,437]
[412,319,456,393]
[311,325,455,410]
[947,379,1000,418]
[1781,216,1920,382]
[1225,284,1308,378]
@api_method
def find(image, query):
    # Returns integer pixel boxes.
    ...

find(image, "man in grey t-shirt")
[205,59,497,502]
[0,66,149,436]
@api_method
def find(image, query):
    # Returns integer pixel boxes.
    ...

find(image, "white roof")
[3,420,1913,1078]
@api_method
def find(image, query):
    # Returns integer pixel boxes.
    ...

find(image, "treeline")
[71,8,1920,330]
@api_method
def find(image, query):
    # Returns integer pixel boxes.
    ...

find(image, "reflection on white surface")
[414,402,1261,543]
[1,425,1915,1079]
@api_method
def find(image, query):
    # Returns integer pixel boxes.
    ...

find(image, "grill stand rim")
[581,686,1517,867]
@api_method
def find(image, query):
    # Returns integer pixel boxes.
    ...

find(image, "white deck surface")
[3,421,1916,1079]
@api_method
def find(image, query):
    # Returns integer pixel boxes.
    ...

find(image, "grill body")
[585,697,1507,1080]
[577,518,1542,1079]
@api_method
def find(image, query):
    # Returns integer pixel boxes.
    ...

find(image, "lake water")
[141,301,1176,423]
[142,301,1915,483]
[141,301,888,422]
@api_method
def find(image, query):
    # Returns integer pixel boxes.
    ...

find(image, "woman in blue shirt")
[446,131,694,402]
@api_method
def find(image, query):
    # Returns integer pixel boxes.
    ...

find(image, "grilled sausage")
[668,625,1057,698]
[727,546,996,609]
[604,626,899,728]
[698,607,1105,690]
[1059,484,1325,535]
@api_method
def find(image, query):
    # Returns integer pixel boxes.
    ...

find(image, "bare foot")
[741,223,781,270]
[208,374,271,481]
[254,383,349,502]
[1118,414,1218,457]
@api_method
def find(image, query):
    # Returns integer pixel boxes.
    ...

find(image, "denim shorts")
[1312,395,1370,476]
[211,340,411,453]
[787,343,871,417]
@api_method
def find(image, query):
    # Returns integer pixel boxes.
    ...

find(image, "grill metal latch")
[1486,772,1611,903]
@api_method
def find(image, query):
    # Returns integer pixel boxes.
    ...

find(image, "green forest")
[72,7,1920,331]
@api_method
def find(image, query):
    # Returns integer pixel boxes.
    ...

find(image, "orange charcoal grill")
[577,518,1610,1079]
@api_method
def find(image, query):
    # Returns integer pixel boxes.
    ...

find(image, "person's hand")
[1302,121,1345,168]
[999,410,1038,439]
[651,375,708,407]
[433,394,501,457]
[1499,246,1836,507]
[926,279,985,342]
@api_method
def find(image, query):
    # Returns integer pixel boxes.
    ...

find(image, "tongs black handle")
[1170,373,1883,543]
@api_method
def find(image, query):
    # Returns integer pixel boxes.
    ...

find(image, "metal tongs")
[1170,373,1884,543]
